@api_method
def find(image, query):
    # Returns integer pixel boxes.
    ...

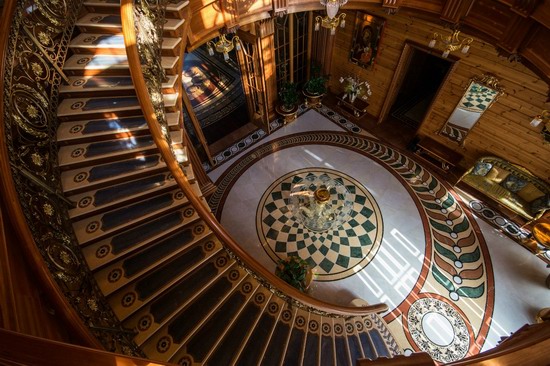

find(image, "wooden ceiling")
[187,0,550,91]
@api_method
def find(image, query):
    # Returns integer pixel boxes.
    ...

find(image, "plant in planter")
[275,256,313,292]
[279,81,299,112]
[303,65,328,108]
[277,81,299,124]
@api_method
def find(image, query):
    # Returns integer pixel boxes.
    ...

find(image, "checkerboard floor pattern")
[256,168,383,281]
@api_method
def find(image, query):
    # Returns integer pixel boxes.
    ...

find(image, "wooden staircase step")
[72,188,190,245]
[140,268,252,361]
[76,13,185,36]
[67,172,177,219]
[281,310,310,365]
[262,307,298,366]
[204,287,275,365]
[57,112,179,144]
[63,54,179,76]
[60,153,167,194]
[57,93,178,120]
[234,296,286,366]
[180,281,264,365]
[57,130,181,167]
[93,219,211,295]
[69,33,181,56]
[334,317,353,365]
[123,248,233,346]
[84,0,189,17]
[108,237,223,321]
[81,206,202,270]
[59,75,178,97]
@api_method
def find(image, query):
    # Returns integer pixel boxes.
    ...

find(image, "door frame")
[378,42,460,129]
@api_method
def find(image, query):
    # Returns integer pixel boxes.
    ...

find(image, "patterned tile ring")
[404,296,472,363]
[256,168,383,281]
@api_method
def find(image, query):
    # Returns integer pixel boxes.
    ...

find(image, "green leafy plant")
[279,81,299,111]
[275,256,311,292]
[305,65,328,96]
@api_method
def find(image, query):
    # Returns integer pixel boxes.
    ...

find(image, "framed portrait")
[349,12,386,68]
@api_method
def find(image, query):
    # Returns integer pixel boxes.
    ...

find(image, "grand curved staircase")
[37,0,401,365]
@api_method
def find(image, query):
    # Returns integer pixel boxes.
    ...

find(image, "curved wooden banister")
[0,328,177,366]
[121,0,388,317]
[0,0,101,348]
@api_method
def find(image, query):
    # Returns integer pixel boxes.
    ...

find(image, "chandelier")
[315,0,348,35]
[206,33,241,61]
[428,29,473,58]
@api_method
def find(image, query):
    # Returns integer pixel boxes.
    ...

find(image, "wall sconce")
[428,29,473,58]
[207,33,241,61]
[315,0,348,35]
[531,110,549,127]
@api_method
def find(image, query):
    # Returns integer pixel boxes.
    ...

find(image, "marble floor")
[207,108,549,363]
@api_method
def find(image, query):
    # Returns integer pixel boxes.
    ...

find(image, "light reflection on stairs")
[55,1,400,365]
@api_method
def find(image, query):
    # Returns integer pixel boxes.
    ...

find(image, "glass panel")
[293,12,309,86]
[274,14,290,89]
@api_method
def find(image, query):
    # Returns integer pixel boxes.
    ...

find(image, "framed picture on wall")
[349,12,386,68]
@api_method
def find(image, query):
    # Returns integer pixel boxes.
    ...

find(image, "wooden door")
[236,30,271,133]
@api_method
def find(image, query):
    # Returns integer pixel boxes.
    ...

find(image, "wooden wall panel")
[0,198,73,341]
[329,7,550,180]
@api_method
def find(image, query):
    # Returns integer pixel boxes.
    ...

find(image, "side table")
[336,93,369,118]
[414,137,463,173]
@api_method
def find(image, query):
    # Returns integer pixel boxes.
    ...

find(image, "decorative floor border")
[202,104,366,172]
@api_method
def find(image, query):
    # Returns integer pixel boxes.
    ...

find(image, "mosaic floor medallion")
[404,296,472,363]
[256,168,383,281]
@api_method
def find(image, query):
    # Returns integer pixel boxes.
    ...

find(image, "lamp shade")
[326,1,339,19]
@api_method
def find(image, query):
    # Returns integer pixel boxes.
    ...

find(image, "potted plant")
[275,256,313,292]
[303,65,328,108]
[276,81,299,123]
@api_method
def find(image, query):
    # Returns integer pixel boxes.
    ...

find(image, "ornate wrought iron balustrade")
[1,0,141,355]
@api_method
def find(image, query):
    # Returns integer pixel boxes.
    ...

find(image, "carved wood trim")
[512,0,541,17]
[498,13,535,53]
[440,0,474,23]
[272,0,288,17]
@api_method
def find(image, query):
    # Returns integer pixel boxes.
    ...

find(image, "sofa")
[457,156,550,223]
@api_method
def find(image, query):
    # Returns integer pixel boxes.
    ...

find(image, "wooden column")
[256,19,277,118]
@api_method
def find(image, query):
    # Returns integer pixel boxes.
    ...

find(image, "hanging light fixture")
[315,0,348,36]
[206,33,242,61]
[428,29,473,58]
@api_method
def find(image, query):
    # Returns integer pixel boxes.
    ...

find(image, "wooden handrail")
[121,0,387,317]
[0,328,177,366]
[0,0,101,348]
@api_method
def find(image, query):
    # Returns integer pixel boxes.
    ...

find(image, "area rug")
[209,129,495,364]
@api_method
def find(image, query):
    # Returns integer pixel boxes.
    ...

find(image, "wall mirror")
[439,74,504,146]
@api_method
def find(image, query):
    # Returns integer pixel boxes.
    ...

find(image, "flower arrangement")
[339,75,372,103]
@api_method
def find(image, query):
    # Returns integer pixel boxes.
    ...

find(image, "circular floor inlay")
[406,297,471,362]
[422,312,455,346]
[256,168,383,281]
